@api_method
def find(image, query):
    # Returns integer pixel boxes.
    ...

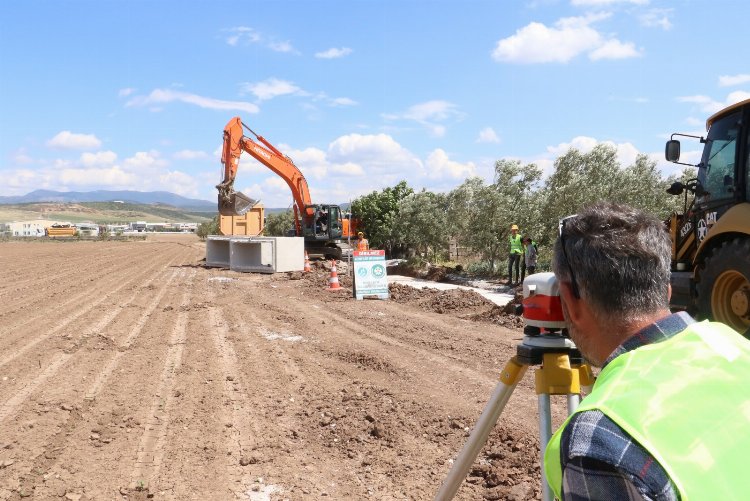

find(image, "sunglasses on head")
[558,215,581,299]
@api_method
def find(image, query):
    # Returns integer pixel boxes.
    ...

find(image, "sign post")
[352,250,389,300]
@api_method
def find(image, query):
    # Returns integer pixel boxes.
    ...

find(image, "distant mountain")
[0,190,215,212]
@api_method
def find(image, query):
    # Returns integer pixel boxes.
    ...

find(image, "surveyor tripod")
[434,335,594,501]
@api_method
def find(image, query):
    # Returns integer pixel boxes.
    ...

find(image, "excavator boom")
[217,117,317,238]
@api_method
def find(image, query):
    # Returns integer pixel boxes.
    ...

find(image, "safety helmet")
[510,224,519,230]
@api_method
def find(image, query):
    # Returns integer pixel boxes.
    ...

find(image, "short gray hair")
[552,202,671,322]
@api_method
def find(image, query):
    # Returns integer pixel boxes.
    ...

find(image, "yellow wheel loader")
[665,98,750,337]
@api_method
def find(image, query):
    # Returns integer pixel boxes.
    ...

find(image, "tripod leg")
[567,394,581,414]
[537,394,554,501]
[434,358,527,501]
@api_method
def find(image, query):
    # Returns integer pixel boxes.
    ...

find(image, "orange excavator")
[217,116,356,258]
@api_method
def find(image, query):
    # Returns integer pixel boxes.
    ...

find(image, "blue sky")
[1,0,748,207]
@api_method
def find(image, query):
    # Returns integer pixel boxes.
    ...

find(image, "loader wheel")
[696,238,750,337]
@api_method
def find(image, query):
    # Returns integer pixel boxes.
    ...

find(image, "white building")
[3,219,61,237]
[76,222,100,237]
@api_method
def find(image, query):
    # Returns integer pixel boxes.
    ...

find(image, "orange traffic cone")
[328,260,342,291]
[303,251,311,273]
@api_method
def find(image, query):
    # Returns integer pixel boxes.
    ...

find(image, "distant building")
[4,219,61,237]
[76,222,99,237]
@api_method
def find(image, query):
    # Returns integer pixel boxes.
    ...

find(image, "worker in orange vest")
[356,231,370,251]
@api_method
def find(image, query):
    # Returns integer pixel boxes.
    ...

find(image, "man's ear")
[667,283,672,302]
[559,281,583,324]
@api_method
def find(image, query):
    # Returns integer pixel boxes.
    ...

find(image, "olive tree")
[394,190,450,260]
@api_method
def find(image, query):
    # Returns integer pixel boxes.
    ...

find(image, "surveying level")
[435,273,594,501]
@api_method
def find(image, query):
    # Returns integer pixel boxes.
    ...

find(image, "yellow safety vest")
[545,321,750,500]
[509,234,523,254]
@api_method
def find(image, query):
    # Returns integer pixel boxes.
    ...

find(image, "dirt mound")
[388,262,454,282]
[388,283,492,313]
[389,283,526,328]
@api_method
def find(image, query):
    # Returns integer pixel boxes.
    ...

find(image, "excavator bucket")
[218,190,258,216]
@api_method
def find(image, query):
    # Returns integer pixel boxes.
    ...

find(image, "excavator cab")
[304,204,343,241]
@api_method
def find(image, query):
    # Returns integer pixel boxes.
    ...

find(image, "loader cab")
[665,100,749,229]
[695,108,747,210]
[304,204,343,241]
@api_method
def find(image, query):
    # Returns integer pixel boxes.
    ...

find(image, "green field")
[0,202,215,224]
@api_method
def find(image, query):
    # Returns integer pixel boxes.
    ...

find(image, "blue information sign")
[352,250,389,300]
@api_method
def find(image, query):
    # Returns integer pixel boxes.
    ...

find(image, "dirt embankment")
[0,238,564,500]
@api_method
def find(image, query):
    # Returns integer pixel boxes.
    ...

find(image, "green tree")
[351,180,414,255]
[264,210,295,236]
[196,216,220,241]
[394,190,450,260]
[446,177,505,271]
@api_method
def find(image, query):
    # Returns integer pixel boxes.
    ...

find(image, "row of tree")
[249,144,694,273]
[349,144,693,271]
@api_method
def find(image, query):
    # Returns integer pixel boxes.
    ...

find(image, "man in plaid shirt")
[546,202,750,500]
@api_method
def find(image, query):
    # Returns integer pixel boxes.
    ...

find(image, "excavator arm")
[218,117,314,234]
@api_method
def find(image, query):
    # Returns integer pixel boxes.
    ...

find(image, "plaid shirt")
[558,311,695,501]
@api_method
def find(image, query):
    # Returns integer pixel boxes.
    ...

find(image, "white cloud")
[80,151,117,167]
[118,88,136,97]
[719,74,750,87]
[677,92,750,115]
[242,78,303,101]
[126,89,259,114]
[727,90,750,104]
[330,97,358,106]
[59,166,137,188]
[173,150,208,160]
[329,162,365,176]
[47,131,102,150]
[315,47,353,59]
[224,26,261,46]
[639,8,673,30]
[158,170,199,196]
[268,40,296,53]
[13,149,33,165]
[476,127,501,143]
[571,0,648,5]
[491,13,640,63]
[425,149,477,179]
[123,151,168,170]
[0,145,206,197]
[544,135,640,172]
[327,133,421,173]
[588,39,640,60]
[382,100,463,136]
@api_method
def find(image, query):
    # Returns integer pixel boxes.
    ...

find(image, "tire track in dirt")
[0,246,174,373]
[83,265,184,401]
[129,268,195,492]
[0,243,151,312]
[217,293,370,499]
[0,251,99,299]
[0,248,197,499]
[0,354,70,423]
[0,251,188,425]
[205,305,261,497]
[271,296,497,396]
[0,245,157,346]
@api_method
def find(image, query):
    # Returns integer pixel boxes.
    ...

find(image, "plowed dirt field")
[0,235,568,500]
